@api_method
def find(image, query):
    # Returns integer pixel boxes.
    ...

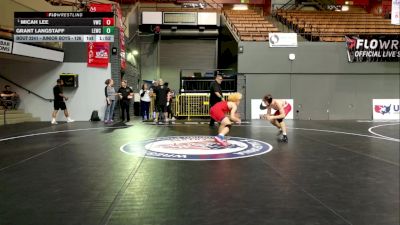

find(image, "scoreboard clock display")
[163,12,197,25]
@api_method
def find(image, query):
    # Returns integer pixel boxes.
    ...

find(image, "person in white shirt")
[139,83,151,121]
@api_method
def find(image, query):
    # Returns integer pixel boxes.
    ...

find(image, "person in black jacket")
[164,82,175,121]
[152,79,169,123]
[117,80,133,122]
[209,74,224,126]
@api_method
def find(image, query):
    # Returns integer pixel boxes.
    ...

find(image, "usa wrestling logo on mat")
[120,136,273,161]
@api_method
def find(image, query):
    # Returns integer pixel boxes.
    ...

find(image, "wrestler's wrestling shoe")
[279,135,288,143]
[214,136,229,147]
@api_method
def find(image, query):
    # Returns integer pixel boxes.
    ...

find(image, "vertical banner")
[373,99,400,120]
[119,28,126,70]
[88,3,113,12]
[116,5,126,70]
[116,4,123,28]
[87,42,110,68]
[392,0,400,25]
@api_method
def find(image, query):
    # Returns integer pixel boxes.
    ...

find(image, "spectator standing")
[140,83,151,121]
[104,79,117,124]
[165,82,175,121]
[152,79,169,123]
[118,80,133,122]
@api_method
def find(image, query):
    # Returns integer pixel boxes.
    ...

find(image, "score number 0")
[102,18,114,26]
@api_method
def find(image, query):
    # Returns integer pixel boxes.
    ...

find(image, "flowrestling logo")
[346,35,400,62]
[120,136,273,160]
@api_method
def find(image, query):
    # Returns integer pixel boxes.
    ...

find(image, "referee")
[209,74,224,127]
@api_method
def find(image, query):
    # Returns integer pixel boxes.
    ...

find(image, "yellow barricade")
[150,94,230,120]
[175,94,210,120]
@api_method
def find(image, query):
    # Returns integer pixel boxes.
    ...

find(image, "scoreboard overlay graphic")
[14,12,115,42]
